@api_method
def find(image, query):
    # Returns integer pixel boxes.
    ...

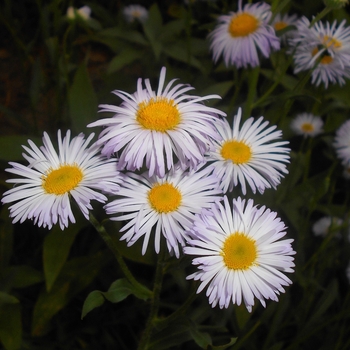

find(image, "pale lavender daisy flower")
[123,4,148,24]
[334,119,350,166]
[290,113,324,137]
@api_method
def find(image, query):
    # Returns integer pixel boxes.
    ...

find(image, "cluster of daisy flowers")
[208,0,350,88]
[1,67,295,312]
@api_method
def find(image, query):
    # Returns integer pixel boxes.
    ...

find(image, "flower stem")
[89,213,152,298]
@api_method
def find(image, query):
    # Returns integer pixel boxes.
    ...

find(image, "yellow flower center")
[42,165,83,195]
[220,140,252,164]
[301,122,314,132]
[311,47,333,65]
[274,21,287,31]
[221,232,257,270]
[228,13,259,37]
[322,35,342,49]
[137,97,181,132]
[148,183,182,213]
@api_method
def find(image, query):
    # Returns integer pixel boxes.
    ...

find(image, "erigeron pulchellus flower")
[271,13,298,43]
[66,5,91,20]
[290,17,350,88]
[290,113,324,137]
[312,216,343,238]
[333,119,350,166]
[184,196,295,312]
[209,0,280,68]
[206,108,290,195]
[104,165,222,257]
[1,130,121,230]
[88,67,226,178]
[123,4,148,24]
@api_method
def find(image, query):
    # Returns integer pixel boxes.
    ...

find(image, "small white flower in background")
[88,66,226,178]
[1,130,122,230]
[104,165,222,258]
[290,17,350,88]
[184,196,295,312]
[271,13,298,43]
[312,216,344,238]
[334,119,350,166]
[290,113,324,137]
[209,0,280,68]
[123,4,148,24]
[66,5,91,21]
[206,108,290,195]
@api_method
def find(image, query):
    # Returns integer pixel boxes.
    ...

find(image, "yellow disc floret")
[137,97,181,132]
[43,165,83,195]
[221,232,257,270]
[301,123,314,133]
[148,182,182,213]
[229,13,259,37]
[221,140,252,164]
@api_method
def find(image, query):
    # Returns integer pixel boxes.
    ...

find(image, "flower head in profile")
[290,17,350,88]
[209,0,280,68]
[290,113,324,137]
[333,119,350,166]
[184,196,295,312]
[88,67,226,178]
[104,165,222,257]
[66,5,91,21]
[312,216,343,238]
[272,13,298,43]
[123,4,148,23]
[206,108,290,195]
[1,130,121,230]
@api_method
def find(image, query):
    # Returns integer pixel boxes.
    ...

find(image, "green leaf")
[5,265,43,289]
[43,224,80,292]
[0,303,22,350]
[107,49,144,75]
[81,278,151,319]
[0,292,19,306]
[68,63,98,133]
[189,327,212,349]
[199,81,234,104]
[81,290,105,319]
[0,135,42,162]
[32,251,110,336]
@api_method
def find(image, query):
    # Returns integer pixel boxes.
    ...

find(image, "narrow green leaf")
[81,290,105,319]
[43,225,79,292]
[32,251,110,336]
[104,278,151,302]
[189,327,212,349]
[7,265,44,289]
[107,49,144,75]
[0,292,19,305]
[68,63,98,133]
[0,303,22,350]
[0,135,42,162]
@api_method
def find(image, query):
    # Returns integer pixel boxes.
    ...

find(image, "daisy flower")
[209,0,280,68]
[290,113,324,137]
[88,66,226,178]
[184,196,295,312]
[1,130,121,230]
[123,4,148,24]
[105,165,222,257]
[271,13,298,43]
[312,216,343,238]
[206,108,290,195]
[290,17,350,88]
[333,119,350,166]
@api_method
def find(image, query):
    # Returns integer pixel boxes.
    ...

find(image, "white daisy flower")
[1,130,121,230]
[271,13,298,43]
[312,216,343,238]
[290,113,324,137]
[66,5,91,21]
[334,119,350,166]
[105,165,222,257]
[184,196,295,312]
[209,0,280,68]
[290,17,350,88]
[123,4,148,24]
[88,66,226,178]
[206,108,290,195]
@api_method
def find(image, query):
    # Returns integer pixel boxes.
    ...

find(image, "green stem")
[243,66,259,120]
[309,7,332,28]
[89,213,152,297]
[138,250,165,350]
